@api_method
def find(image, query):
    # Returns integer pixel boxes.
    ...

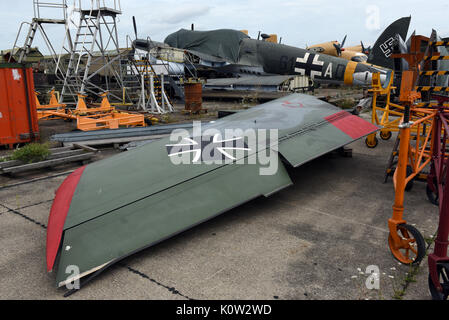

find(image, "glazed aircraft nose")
[353,70,387,86]
[344,61,390,86]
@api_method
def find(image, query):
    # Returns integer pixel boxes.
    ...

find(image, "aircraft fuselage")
[239,39,388,86]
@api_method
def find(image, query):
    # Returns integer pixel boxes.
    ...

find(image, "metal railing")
[74,0,121,11]
[33,0,68,20]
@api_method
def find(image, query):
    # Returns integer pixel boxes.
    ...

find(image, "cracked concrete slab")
[0,205,9,215]
[0,176,65,210]
[0,132,439,300]
[0,213,189,300]
[6,201,53,229]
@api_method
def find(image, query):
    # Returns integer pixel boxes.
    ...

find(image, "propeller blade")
[341,35,347,49]
[133,16,138,39]
[333,43,342,56]
[361,41,365,52]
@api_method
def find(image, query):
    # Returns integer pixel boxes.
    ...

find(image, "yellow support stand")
[366,72,432,148]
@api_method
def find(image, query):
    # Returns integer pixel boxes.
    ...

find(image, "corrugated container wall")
[0,64,39,148]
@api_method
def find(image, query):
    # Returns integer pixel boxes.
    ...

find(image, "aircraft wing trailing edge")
[46,94,378,289]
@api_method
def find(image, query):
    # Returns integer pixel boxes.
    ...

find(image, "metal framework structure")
[59,0,125,103]
[123,35,185,114]
[132,57,174,114]
[427,106,449,300]
[10,0,73,82]
[385,33,449,282]
[12,1,184,112]
[10,1,129,104]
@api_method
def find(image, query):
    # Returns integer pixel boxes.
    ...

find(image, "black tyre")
[365,136,378,149]
[405,166,414,192]
[426,178,439,206]
[388,224,426,265]
[428,263,449,300]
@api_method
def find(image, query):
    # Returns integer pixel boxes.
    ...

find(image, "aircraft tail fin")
[367,16,411,69]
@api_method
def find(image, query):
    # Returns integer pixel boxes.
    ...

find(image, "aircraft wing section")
[47,94,378,287]
[279,109,378,167]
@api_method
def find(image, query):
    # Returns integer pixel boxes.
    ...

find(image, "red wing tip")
[46,166,86,272]
[326,111,378,139]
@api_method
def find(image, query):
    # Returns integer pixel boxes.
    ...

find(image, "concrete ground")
[0,118,439,300]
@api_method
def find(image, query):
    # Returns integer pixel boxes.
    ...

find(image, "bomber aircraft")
[134,27,392,87]
[306,16,411,65]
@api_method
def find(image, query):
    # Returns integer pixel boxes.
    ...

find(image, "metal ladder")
[60,7,101,100]
[9,0,69,75]
[59,0,125,103]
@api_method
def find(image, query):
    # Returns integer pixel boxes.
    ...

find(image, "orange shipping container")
[0,63,39,148]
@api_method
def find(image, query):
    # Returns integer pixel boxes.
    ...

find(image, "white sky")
[1,0,448,54]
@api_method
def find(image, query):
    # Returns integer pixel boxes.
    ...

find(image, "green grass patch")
[10,143,51,164]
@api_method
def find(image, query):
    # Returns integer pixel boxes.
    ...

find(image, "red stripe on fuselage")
[325,111,378,139]
[46,166,86,272]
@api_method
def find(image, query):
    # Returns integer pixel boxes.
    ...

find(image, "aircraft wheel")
[380,131,392,140]
[428,263,449,300]
[365,136,378,148]
[426,178,439,206]
[388,224,425,265]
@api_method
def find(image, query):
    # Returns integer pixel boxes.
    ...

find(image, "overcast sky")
[1,0,448,54]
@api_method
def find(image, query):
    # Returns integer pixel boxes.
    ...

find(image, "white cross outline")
[294,52,324,80]
[166,135,251,163]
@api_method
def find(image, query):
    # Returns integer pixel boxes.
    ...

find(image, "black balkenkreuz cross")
[295,52,324,79]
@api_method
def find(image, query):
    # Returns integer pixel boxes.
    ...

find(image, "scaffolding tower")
[11,0,180,112]
[59,0,125,103]
[10,0,73,82]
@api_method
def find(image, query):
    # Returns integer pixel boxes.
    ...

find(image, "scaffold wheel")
[365,136,378,148]
[428,263,449,300]
[380,131,392,140]
[388,224,425,265]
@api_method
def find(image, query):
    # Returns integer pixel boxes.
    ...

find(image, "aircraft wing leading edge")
[46,94,379,287]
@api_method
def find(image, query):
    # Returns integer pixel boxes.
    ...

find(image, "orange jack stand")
[74,92,114,116]
[35,89,66,110]
[75,93,89,115]
[36,90,70,121]
[76,112,146,131]
[74,92,146,131]
[388,71,427,265]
